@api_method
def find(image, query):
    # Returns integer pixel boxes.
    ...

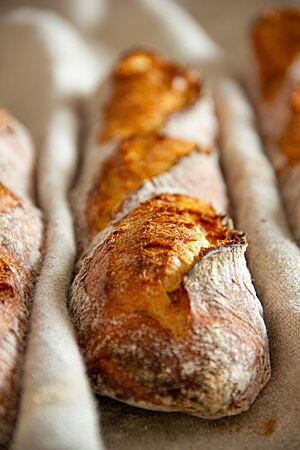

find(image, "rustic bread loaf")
[72,49,226,255]
[249,7,300,244]
[0,110,43,449]
[69,49,270,418]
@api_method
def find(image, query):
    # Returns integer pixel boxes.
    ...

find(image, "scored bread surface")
[70,49,270,418]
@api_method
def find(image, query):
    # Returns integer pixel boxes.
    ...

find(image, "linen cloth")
[0,1,299,449]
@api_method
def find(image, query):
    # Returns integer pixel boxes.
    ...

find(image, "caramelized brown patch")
[86,134,198,238]
[252,8,300,100]
[84,193,243,338]
[277,84,300,166]
[100,49,200,141]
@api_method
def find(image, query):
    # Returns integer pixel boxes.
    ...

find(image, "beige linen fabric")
[11,106,103,450]
[0,1,299,449]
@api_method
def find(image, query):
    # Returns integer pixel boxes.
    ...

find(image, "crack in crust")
[100,49,200,141]
[85,134,201,238]
[84,193,243,336]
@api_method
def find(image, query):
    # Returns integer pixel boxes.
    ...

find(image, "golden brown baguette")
[0,110,43,448]
[72,49,226,254]
[249,7,300,244]
[69,50,270,418]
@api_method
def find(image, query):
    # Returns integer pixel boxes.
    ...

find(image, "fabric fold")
[12,106,103,450]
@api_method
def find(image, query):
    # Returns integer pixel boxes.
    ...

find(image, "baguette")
[0,110,43,448]
[72,49,226,254]
[70,50,270,418]
[249,7,300,244]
